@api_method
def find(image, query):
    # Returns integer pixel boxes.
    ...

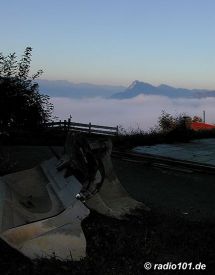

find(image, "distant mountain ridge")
[111,80,215,99]
[37,79,125,98]
[37,79,215,99]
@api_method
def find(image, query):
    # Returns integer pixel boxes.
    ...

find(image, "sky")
[1,0,215,89]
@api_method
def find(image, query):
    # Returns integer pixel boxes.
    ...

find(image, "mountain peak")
[128,80,155,90]
[111,80,215,99]
[128,80,141,89]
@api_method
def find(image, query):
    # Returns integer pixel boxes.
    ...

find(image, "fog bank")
[51,95,215,131]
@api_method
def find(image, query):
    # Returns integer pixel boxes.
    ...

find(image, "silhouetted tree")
[0,47,53,129]
[192,116,203,122]
[158,111,189,132]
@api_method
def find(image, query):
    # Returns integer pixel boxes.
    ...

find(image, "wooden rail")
[44,119,118,136]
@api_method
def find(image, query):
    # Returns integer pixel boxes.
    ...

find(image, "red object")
[190,122,215,131]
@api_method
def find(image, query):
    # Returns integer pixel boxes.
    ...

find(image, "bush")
[113,112,211,149]
[158,111,188,133]
[0,47,53,130]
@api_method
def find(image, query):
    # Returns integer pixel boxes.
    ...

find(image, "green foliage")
[0,47,53,129]
[158,111,188,132]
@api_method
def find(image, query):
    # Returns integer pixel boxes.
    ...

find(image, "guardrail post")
[89,122,91,134]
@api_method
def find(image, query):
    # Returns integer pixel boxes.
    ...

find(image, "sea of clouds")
[51,95,215,132]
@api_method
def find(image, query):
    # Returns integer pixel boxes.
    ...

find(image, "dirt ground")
[0,146,214,274]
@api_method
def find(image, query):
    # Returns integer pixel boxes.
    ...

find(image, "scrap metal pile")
[0,133,147,260]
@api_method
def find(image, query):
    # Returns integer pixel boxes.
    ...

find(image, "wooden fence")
[44,119,119,136]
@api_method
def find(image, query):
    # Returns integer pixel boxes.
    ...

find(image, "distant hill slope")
[111,80,215,99]
[37,79,125,98]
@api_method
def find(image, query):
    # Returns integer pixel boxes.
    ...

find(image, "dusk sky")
[1,0,215,89]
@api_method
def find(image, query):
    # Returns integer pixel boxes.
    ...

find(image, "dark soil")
[0,209,214,274]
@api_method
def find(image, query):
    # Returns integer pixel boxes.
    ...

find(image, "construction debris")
[0,133,147,260]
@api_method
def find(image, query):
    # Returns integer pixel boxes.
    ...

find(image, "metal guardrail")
[112,150,215,174]
[44,119,118,136]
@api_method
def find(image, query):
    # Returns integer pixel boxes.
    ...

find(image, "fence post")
[59,120,61,128]
[64,120,67,131]
[68,118,71,131]
[52,121,54,128]
[116,125,119,136]
[89,122,91,134]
